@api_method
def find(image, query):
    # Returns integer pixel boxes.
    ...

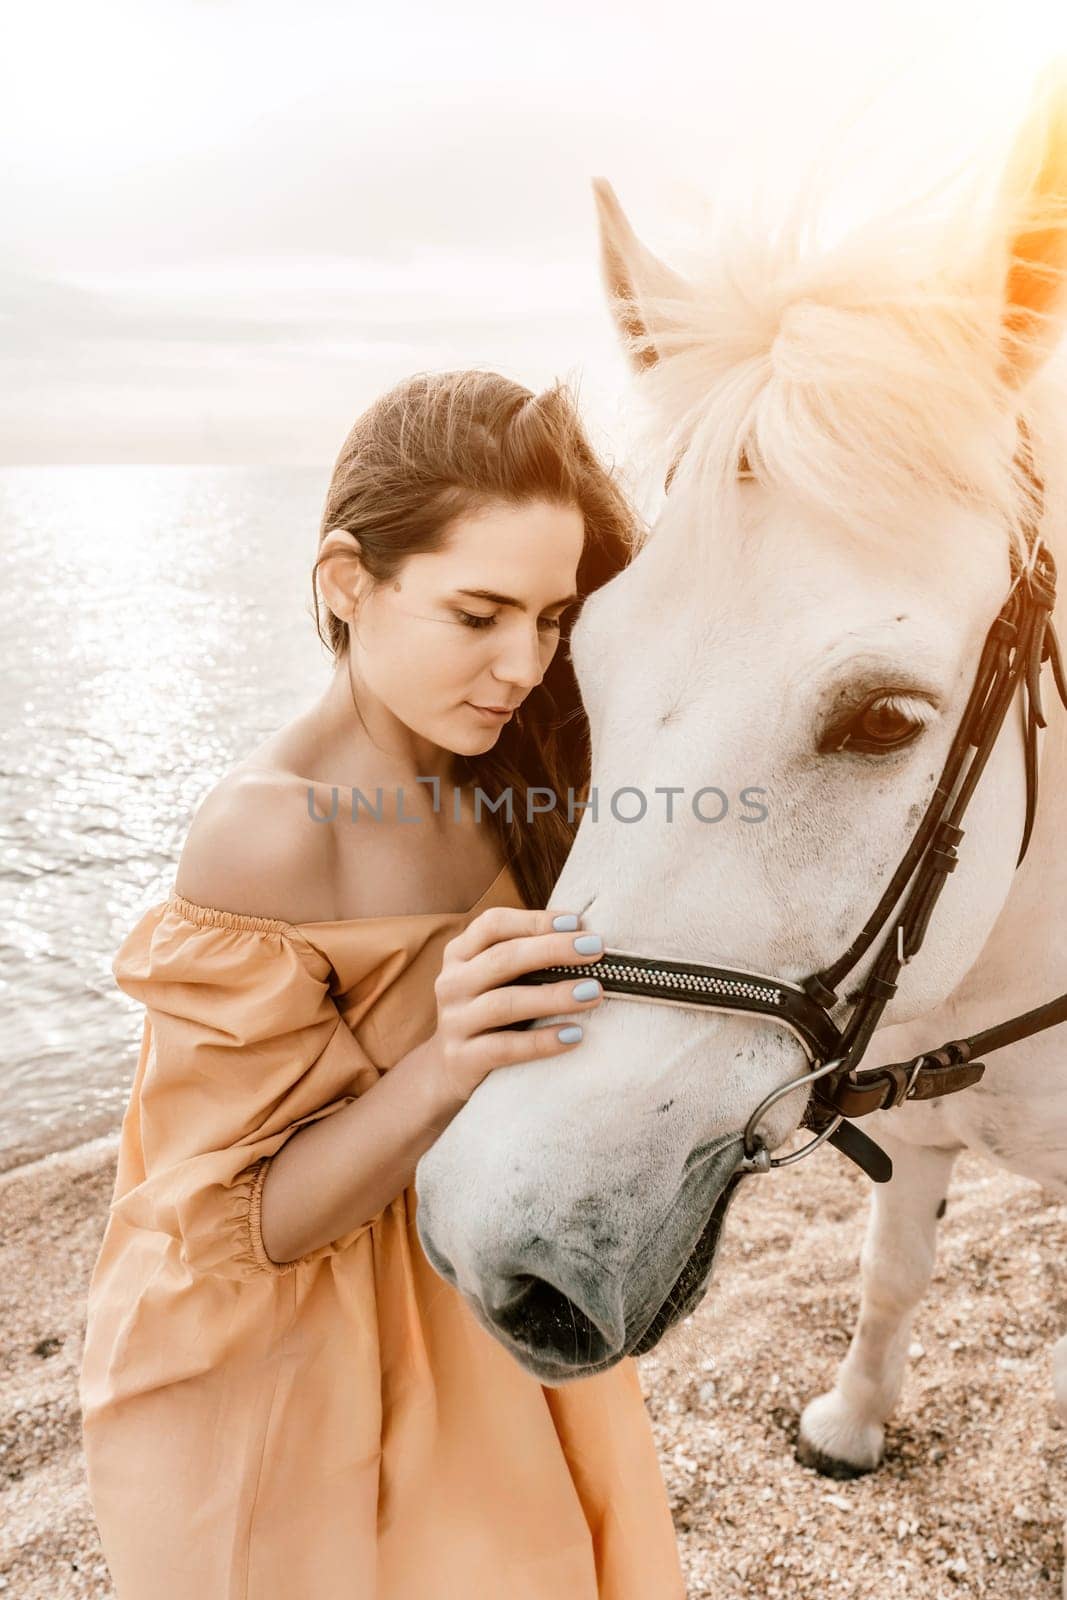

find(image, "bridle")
[513,422,1067,1185]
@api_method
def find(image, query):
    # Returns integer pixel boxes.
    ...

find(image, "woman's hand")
[425,906,606,1102]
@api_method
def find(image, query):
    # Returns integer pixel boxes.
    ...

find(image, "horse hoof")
[797,1391,885,1477]
[795,1432,878,1479]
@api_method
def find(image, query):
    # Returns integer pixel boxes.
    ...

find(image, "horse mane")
[624,160,1067,572]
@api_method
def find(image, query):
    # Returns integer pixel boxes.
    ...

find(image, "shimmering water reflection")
[0,465,330,1171]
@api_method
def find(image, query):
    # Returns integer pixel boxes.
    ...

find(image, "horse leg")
[1053,1333,1067,1599]
[797,1133,959,1477]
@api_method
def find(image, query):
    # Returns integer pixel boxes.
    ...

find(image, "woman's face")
[341,497,585,757]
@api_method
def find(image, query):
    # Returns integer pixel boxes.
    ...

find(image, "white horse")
[415,70,1067,1578]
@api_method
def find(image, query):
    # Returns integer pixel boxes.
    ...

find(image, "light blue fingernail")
[573,934,602,954]
[552,913,579,931]
[558,1025,583,1044]
[572,980,601,1001]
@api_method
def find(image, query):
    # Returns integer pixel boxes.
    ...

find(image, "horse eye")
[836,694,929,755]
[820,693,932,756]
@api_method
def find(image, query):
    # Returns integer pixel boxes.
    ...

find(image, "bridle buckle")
[898,1054,927,1106]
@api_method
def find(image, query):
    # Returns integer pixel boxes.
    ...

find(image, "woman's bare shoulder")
[173,765,337,925]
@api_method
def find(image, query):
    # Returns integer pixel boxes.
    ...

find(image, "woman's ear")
[317,528,366,624]
[591,177,696,373]
[997,59,1067,390]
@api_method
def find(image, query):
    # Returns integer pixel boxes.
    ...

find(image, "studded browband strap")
[512,951,842,1061]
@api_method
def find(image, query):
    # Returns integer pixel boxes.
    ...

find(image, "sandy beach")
[1,1132,1063,1598]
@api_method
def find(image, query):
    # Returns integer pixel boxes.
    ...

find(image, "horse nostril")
[485,1273,614,1365]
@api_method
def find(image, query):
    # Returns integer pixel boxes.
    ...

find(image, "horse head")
[416,68,1067,1382]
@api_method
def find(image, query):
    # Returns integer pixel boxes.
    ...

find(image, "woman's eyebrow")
[452,587,579,610]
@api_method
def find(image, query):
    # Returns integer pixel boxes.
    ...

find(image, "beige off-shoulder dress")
[79,860,686,1600]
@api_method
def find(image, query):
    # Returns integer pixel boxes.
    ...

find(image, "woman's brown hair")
[310,369,644,909]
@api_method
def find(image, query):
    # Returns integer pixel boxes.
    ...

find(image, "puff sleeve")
[108,894,386,1282]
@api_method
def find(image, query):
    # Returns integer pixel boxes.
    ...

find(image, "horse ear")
[591,177,694,372]
[998,60,1067,390]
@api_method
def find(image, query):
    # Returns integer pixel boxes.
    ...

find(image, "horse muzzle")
[416,1134,747,1380]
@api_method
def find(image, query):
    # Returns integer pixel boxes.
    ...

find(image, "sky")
[4,0,1067,464]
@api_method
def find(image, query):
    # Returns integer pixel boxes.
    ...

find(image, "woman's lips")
[467,702,514,720]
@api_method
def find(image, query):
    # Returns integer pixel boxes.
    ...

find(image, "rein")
[512,425,1067,1185]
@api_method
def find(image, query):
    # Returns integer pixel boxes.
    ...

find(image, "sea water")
[0,464,332,1171]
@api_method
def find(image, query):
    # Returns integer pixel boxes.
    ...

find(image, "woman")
[79,370,687,1599]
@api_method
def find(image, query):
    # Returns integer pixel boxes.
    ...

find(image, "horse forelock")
[625,177,1067,579]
